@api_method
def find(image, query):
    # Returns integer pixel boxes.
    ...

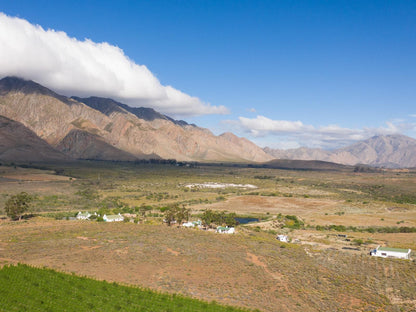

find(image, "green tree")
[4,192,32,220]
[175,205,190,224]
[164,206,177,226]
[224,212,237,227]
[163,205,190,226]
[201,209,215,227]
[201,209,237,228]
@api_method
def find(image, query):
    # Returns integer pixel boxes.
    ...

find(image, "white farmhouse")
[103,213,124,222]
[76,211,91,220]
[182,220,202,228]
[276,235,289,242]
[182,221,195,228]
[370,246,412,260]
[216,226,235,234]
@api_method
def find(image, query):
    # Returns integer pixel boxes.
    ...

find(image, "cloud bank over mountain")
[0,13,228,117]
[235,115,415,149]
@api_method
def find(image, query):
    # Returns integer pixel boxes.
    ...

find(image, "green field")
[0,264,251,312]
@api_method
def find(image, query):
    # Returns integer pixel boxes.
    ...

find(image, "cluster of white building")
[76,211,124,222]
[76,212,413,261]
[216,226,235,234]
[181,220,236,234]
[182,220,202,228]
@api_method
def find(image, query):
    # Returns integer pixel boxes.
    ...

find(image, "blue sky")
[1,0,415,149]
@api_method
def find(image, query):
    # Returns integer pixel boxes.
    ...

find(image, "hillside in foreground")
[0,264,250,312]
[1,218,415,312]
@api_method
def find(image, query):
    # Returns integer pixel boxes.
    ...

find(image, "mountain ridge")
[0,76,273,163]
[72,96,194,127]
[2,76,415,167]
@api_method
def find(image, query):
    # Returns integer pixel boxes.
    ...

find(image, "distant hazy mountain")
[263,147,331,161]
[0,77,272,163]
[264,134,416,168]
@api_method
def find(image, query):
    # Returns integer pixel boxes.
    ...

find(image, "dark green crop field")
[0,264,251,312]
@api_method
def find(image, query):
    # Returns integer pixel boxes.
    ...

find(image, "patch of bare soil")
[166,247,180,256]
[195,195,341,215]
[246,252,285,283]
[0,166,74,182]
[195,195,416,227]
[2,173,73,182]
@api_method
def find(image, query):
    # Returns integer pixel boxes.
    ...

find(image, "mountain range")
[264,134,416,168]
[0,77,272,163]
[1,76,415,168]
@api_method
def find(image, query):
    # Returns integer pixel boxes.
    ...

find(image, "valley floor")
[1,162,416,311]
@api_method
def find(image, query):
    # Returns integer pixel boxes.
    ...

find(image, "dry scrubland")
[0,161,416,311]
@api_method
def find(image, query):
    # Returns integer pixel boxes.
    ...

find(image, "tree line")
[163,206,237,228]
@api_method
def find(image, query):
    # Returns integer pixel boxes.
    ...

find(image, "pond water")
[235,217,259,224]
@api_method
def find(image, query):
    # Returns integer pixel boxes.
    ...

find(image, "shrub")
[353,239,364,246]
[284,215,304,229]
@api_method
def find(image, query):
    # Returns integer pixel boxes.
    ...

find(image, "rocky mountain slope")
[56,129,141,161]
[264,134,416,168]
[0,115,68,162]
[0,76,273,163]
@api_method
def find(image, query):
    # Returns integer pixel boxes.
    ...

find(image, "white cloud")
[238,116,312,136]
[0,13,229,117]
[233,115,414,149]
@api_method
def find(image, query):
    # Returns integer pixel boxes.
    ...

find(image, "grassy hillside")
[0,264,250,312]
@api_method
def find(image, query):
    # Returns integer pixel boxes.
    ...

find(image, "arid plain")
[1,162,415,311]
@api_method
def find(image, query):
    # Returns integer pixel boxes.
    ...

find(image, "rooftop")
[378,247,410,253]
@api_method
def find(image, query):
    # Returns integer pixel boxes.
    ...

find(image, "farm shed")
[276,235,289,242]
[216,226,235,234]
[76,211,91,220]
[182,220,202,228]
[370,246,411,260]
[103,213,124,222]
[182,221,195,228]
